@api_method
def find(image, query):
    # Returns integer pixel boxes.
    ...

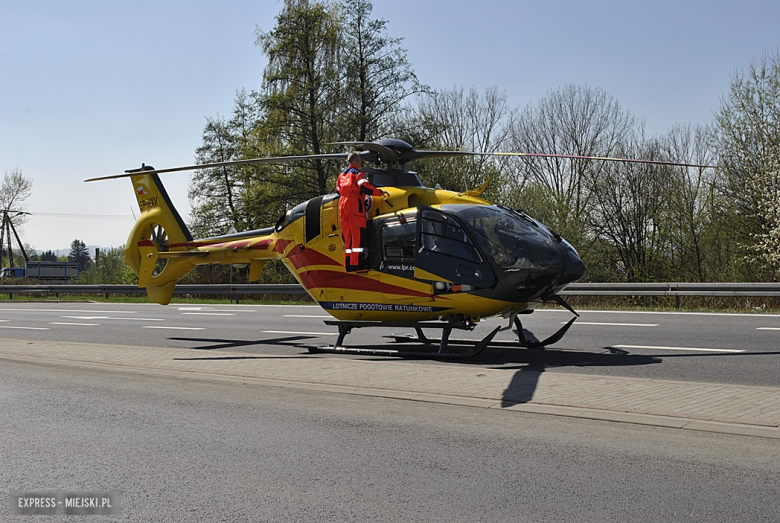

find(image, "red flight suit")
[336,166,382,270]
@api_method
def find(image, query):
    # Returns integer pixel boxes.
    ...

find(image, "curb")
[3,351,780,440]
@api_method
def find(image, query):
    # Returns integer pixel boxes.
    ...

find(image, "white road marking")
[0,326,50,330]
[612,344,745,353]
[566,322,659,327]
[757,327,780,331]
[178,307,253,313]
[0,308,138,313]
[536,309,780,318]
[143,326,206,330]
[180,313,235,316]
[284,315,332,318]
[49,322,100,326]
[60,316,164,321]
[263,330,337,336]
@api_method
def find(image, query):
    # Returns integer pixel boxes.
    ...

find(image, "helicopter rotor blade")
[85,138,717,183]
[493,151,715,169]
[84,152,351,182]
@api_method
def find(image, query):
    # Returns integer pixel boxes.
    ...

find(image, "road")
[3,359,780,522]
[1,301,779,386]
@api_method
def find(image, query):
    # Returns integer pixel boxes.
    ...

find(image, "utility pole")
[0,210,31,268]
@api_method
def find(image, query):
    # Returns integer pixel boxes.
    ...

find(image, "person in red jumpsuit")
[336,152,386,271]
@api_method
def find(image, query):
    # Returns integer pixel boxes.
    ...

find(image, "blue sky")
[1,0,778,251]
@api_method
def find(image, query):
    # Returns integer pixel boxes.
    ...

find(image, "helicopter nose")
[558,240,586,285]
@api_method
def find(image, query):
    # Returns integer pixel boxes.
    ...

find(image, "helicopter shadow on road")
[474,344,661,407]
[341,327,664,408]
[165,334,326,360]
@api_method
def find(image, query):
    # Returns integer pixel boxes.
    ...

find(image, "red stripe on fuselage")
[298,270,430,298]
[250,239,273,250]
[274,239,293,254]
[287,245,341,270]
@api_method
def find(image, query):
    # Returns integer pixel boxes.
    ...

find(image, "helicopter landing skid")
[308,320,501,359]
[512,316,578,349]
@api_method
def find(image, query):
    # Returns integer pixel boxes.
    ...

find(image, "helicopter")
[86,138,711,358]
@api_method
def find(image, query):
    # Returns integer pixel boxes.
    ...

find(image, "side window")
[420,212,481,263]
[381,216,416,265]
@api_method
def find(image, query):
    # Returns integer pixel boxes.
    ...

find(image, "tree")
[40,250,58,262]
[68,239,91,269]
[0,168,33,267]
[338,0,424,141]
[189,90,273,237]
[506,85,636,265]
[715,50,780,279]
[255,0,341,197]
[78,246,137,284]
[657,124,723,282]
[405,86,513,197]
[0,167,33,222]
[587,130,673,282]
[746,142,780,277]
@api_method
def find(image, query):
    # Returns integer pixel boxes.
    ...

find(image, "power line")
[28,212,135,221]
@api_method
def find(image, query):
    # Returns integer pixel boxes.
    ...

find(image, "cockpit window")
[419,210,482,263]
[382,216,416,264]
[440,205,560,270]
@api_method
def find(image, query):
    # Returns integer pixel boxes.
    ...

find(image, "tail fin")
[124,166,195,305]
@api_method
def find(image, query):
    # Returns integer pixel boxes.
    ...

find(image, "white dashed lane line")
[612,344,745,353]
[757,327,780,331]
[180,313,235,316]
[567,322,659,327]
[284,315,332,318]
[60,316,164,321]
[49,322,100,326]
[0,308,137,313]
[0,326,50,330]
[143,326,206,331]
[262,330,337,336]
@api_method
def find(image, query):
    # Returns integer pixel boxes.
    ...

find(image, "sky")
[1,0,779,253]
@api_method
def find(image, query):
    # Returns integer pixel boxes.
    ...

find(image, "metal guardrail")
[0,284,308,299]
[2,283,780,300]
[560,282,780,297]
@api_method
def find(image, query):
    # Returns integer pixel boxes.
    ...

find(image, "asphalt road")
[3,359,780,522]
[1,301,779,387]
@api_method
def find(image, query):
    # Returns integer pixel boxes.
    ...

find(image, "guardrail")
[560,282,780,297]
[2,283,780,305]
[0,284,307,301]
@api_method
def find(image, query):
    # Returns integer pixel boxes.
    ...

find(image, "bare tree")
[506,84,636,255]
[659,123,723,281]
[410,85,514,195]
[0,167,33,223]
[0,168,33,267]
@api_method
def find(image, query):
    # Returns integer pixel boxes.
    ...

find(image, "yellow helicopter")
[86,139,708,358]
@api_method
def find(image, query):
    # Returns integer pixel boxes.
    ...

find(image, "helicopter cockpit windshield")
[441,205,564,272]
